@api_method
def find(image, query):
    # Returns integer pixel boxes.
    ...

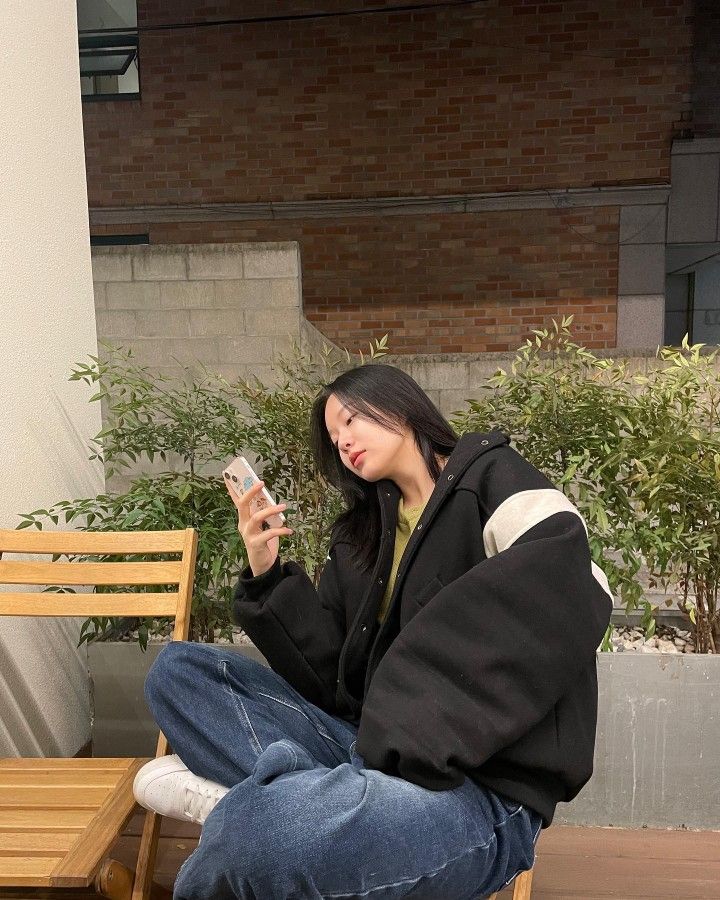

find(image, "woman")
[134,364,613,899]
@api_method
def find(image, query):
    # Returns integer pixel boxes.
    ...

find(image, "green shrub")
[18,339,387,646]
[452,320,720,653]
[610,338,720,653]
[452,317,645,645]
[19,324,720,653]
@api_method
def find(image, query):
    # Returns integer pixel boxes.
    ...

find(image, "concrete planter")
[89,644,720,828]
[88,641,267,757]
[557,654,720,830]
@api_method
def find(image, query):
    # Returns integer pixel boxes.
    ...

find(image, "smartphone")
[223,456,286,529]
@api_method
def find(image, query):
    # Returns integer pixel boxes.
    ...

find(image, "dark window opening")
[78,1,139,100]
[91,234,149,246]
[665,244,720,345]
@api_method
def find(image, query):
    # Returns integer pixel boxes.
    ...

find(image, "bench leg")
[95,860,133,900]
[512,868,533,899]
[95,859,172,900]
[485,867,534,900]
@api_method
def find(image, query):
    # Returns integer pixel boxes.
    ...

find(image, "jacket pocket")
[411,575,444,609]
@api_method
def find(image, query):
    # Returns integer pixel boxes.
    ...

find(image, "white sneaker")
[133,754,230,825]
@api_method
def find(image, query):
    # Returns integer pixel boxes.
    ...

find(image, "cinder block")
[93,282,107,310]
[619,205,666,245]
[245,363,284,386]
[244,308,301,337]
[189,309,245,337]
[218,335,276,366]
[128,337,221,367]
[132,250,187,281]
[423,388,442,410]
[438,389,474,418]
[667,152,720,243]
[135,310,191,338]
[243,247,299,279]
[91,253,132,282]
[160,281,216,309]
[466,357,507,389]
[95,310,137,337]
[616,295,664,350]
[188,248,244,280]
[106,282,161,310]
[395,358,427,383]
[424,361,470,391]
[618,244,666,295]
[214,279,300,310]
[265,278,301,308]
[213,365,250,384]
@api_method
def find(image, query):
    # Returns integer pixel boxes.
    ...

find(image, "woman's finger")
[246,526,294,546]
[249,502,287,527]
[225,477,265,512]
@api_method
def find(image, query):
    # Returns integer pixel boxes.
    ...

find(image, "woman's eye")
[346,415,354,425]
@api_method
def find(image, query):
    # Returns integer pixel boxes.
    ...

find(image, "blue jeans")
[144,642,542,900]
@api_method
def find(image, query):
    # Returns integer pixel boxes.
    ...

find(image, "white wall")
[0,2,103,755]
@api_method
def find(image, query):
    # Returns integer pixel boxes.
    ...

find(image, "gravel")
[608,624,696,653]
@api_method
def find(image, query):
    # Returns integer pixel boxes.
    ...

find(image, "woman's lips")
[352,451,366,467]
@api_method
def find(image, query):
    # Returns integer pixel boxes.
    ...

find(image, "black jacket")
[233,431,613,826]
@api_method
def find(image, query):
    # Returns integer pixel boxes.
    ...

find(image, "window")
[77,1,139,100]
[665,244,720,345]
[90,234,149,246]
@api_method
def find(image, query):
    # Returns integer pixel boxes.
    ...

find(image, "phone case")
[223,456,286,529]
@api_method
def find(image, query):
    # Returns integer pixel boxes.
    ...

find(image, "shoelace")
[183,781,226,824]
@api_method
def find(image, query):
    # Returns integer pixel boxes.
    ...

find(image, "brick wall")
[85,0,691,204]
[83,0,691,353]
[93,206,618,352]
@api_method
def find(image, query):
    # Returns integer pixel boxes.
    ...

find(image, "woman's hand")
[226,479,293,577]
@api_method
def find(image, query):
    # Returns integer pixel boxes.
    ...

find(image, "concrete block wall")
[92,243,302,385]
[616,204,667,350]
[90,243,719,424]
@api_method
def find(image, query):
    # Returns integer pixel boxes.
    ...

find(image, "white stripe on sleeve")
[482,488,614,602]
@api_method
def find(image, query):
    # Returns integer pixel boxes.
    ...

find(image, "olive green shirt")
[377,497,428,623]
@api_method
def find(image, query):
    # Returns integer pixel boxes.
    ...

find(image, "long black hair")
[310,364,458,571]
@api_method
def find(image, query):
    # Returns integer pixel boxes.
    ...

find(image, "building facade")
[83,0,698,353]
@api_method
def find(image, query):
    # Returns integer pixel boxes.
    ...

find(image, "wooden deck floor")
[108,813,720,899]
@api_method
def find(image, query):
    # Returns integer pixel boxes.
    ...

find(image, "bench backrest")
[0,528,197,640]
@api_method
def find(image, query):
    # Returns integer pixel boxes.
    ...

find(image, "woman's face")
[324,393,413,482]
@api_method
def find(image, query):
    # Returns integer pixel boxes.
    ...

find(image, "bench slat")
[0,759,136,770]
[51,758,148,886]
[0,772,122,788]
[0,561,183,586]
[0,832,79,854]
[0,787,110,808]
[0,810,96,830]
[0,529,187,554]
[0,756,135,772]
[0,593,179,616]
[0,856,62,887]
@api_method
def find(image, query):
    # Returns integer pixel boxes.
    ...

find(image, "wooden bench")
[488,867,533,898]
[0,527,198,900]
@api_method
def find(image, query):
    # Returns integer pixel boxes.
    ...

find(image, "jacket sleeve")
[355,448,614,789]
[232,545,346,712]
